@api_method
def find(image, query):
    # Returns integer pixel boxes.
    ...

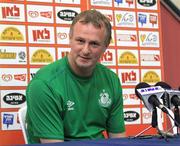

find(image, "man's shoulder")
[33,57,67,82]
[96,63,117,77]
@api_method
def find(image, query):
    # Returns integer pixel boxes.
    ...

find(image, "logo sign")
[118,50,138,66]
[123,88,140,105]
[27,4,53,23]
[118,69,139,85]
[30,68,39,80]
[0,25,26,43]
[115,11,136,27]
[56,27,70,44]
[1,112,21,130]
[3,113,14,129]
[138,13,147,26]
[3,93,26,105]
[55,0,80,4]
[139,31,159,48]
[57,9,78,21]
[28,26,54,44]
[114,0,135,8]
[116,30,138,47]
[141,69,161,85]
[0,4,25,21]
[124,109,141,124]
[138,0,156,7]
[0,46,27,64]
[140,50,160,66]
[57,48,71,59]
[56,7,80,24]
[91,0,112,7]
[100,49,116,66]
[142,108,152,124]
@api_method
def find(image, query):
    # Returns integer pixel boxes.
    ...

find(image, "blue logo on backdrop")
[3,113,14,129]
[138,14,147,26]
[115,0,123,5]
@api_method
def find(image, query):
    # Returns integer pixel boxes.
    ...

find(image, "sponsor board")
[123,88,140,105]
[91,0,112,7]
[1,112,21,130]
[0,46,27,64]
[100,49,116,66]
[56,27,70,44]
[0,90,26,108]
[57,48,71,59]
[124,108,141,124]
[114,0,135,8]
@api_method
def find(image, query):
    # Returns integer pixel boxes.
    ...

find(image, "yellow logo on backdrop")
[0,50,16,59]
[0,27,24,41]
[143,71,160,83]
[140,34,146,43]
[119,51,138,64]
[31,49,53,63]
[116,14,122,22]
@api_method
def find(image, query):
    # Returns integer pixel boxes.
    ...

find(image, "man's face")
[69,22,107,74]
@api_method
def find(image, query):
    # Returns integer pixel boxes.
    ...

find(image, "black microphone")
[135,82,168,114]
[155,81,180,127]
[155,82,180,107]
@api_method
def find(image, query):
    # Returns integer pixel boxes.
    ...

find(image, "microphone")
[135,82,168,114]
[155,81,180,127]
[155,82,180,108]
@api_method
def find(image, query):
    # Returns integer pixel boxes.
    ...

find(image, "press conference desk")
[23,135,180,146]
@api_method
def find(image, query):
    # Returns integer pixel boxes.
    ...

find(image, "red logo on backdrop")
[2,74,13,82]
[123,93,138,100]
[100,50,113,62]
[143,112,151,119]
[122,71,136,83]
[33,28,50,41]
[40,11,52,18]
[28,11,39,18]
[105,14,113,22]
[149,14,157,26]
[61,51,69,58]
[14,74,26,81]
[126,0,134,6]
[57,32,67,40]
[2,5,20,18]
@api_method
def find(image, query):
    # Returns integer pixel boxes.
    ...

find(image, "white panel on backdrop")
[139,31,160,48]
[56,27,70,44]
[140,50,161,66]
[100,49,116,66]
[0,46,27,64]
[137,12,159,29]
[114,10,136,27]
[124,108,141,125]
[28,26,55,44]
[29,47,55,65]
[118,69,140,86]
[0,68,28,86]
[1,90,26,108]
[117,49,139,66]
[116,30,138,47]
[30,68,40,81]
[0,3,25,22]
[27,5,54,23]
[123,88,140,105]
[1,112,21,130]
[0,24,26,43]
[55,7,81,24]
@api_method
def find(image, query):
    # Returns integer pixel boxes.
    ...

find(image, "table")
[21,135,180,146]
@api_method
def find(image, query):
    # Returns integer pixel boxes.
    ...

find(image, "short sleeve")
[107,78,125,133]
[26,79,64,140]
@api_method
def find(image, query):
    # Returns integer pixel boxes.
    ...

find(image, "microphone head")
[155,81,171,89]
[135,82,150,100]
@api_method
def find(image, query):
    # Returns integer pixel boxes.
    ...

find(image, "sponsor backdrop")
[0,0,164,145]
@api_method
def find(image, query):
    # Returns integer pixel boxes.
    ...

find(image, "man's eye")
[76,39,84,43]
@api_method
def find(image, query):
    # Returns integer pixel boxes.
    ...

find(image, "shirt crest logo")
[67,100,75,111]
[98,89,112,107]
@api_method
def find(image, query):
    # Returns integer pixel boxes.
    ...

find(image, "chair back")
[18,106,28,144]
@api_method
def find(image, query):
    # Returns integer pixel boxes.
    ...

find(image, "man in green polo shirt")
[26,9,126,144]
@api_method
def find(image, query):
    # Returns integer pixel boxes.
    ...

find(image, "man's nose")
[82,43,90,55]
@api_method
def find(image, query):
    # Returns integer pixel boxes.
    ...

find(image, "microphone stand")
[165,106,180,135]
[134,107,158,138]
